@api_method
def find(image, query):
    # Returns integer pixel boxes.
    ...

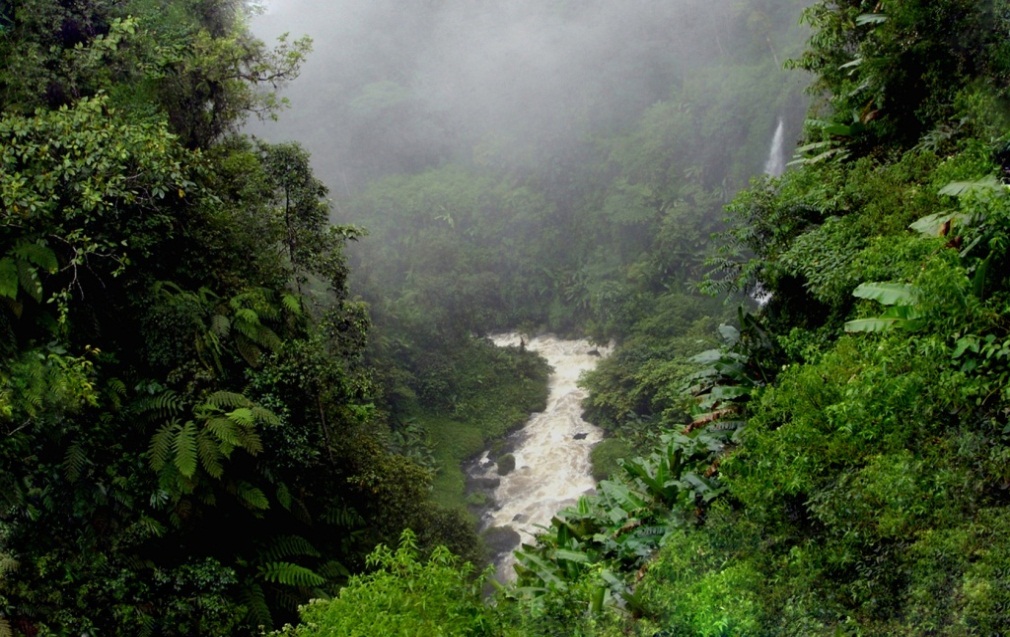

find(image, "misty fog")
[249,0,809,197]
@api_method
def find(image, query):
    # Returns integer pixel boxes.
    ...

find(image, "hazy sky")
[247,0,808,193]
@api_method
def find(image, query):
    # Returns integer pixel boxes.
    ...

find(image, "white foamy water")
[764,116,786,177]
[477,333,610,580]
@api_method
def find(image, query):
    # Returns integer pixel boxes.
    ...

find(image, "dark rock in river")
[573,432,588,440]
[482,526,521,561]
[471,476,501,490]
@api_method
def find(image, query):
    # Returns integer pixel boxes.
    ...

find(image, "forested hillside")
[268,0,1010,635]
[0,1,548,634]
[10,0,1010,635]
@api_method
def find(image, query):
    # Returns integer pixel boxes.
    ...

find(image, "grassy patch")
[406,338,549,511]
[589,438,634,481]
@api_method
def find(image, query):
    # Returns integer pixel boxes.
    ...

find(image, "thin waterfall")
[764,117,786,177]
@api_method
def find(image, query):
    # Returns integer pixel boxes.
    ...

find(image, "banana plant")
[844,281,924,333]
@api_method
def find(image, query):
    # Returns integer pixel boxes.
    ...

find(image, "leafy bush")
[274,530,493,637]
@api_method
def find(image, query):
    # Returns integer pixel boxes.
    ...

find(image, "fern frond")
[237,482,269,510]
[260,535,321,562]
[0,258,18,300]
[259,561,325,588]
[281,293,302,316]
[172,420,198,478]
[137,516,166,539]
[205,416,242,447]
[197,432,225,479]
[105,377,126,408]
[234,335,263,367]
[250,405,280,426]
[16,260,42,302]
[242,583,272,629]
[321,504,363,528]
[0,554,20,576]
[62,442,88,482]
[235,428,263,455]
[137,612,154,637]
[203,391,252,410]
[13,241,58,273]
[316,559,350,580]
[136,390,184,419]
[227,407,255,427]
[273,587,310,611]
[0,617,12,637]
[256,325,283,351]
[210,312,231,337]
[148,423,175,472]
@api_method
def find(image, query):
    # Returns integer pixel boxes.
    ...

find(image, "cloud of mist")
[248,0,803,192]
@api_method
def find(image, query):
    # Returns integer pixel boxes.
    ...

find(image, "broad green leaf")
[553,549,590,563]
[844,317,901,332]
[938,176,1004,198]
[909,212,967,236]
[852,282,916,306]
[717,324,740,346]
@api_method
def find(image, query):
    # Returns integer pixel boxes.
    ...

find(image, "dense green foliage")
[277,0,1010,635]
[273,530,493,637]
[490,1,1010,635]
[20,0,1010,635]
[0,1,538,634]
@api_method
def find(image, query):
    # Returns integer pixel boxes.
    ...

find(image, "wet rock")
[573,432,588,440]
[512,513,527,523]
[471,476,501,490]
[496,453,516,475]
[588,349,601,357]
[482,526,521,561]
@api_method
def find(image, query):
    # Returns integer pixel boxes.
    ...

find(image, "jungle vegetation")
[9,0,1010,636]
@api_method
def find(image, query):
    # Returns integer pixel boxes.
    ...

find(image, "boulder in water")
[471,476,501,490]
[482,526,521,560]
[573,432,588,440]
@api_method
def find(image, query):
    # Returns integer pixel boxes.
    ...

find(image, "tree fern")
[171,420,198,478]
[196,432,225,479]
[316,559,350,579]
[205,416,243,447]
[227,407,255,427]
[148,422,175,472]
[62,442,88,482]
[259,535,321,562]
[135,389,184,419]
[275,482,292,510]
[0,259,17,300]
[12,241,58,274]
[233,427,263,456]
[259,561,325,587]
[241,582,272,629]
[236,481,270,511]
[16,260,42,302]
[281,292,302,315]
[203,390,253,410]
